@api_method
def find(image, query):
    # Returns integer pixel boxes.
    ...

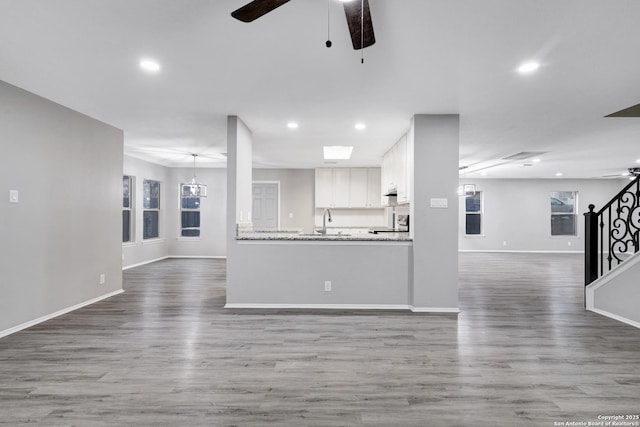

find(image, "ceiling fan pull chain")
[360,0,364,63]
[326,0,332,48]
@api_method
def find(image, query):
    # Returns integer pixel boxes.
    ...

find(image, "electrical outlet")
[9,190,19,203]
[289,212,293,219]
[324,281,331,292]
[568,241,572,247]
[99,274,105,285]
[503,241,507,246]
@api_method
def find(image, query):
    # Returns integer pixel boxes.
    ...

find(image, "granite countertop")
[237,231,412,242]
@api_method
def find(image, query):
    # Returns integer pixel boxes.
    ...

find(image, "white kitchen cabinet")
[333,168,350,207]
[367,168,382,208]
[315,168,334,208]
[349,168,368,208]
[315,167,382,209]
[381,133,411,205]
[396,135,408,204]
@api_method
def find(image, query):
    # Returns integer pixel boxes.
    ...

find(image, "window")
[465,191,482,235]
[123,176,133,243]
[143,179,160,239]
[180,192,201,237]
[550,191,577,236]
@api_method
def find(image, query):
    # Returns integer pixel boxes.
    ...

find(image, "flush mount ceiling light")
[139,58,161,73]
[354,122,366,130]
[287,122,299,129]
[181,154,207,197]
[517,61,540,74]
[555,172,564,177]
[323,146,353,160]
[532,158,541,163]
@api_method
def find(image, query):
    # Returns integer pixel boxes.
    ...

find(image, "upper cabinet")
[315,168,382,209]
[381,133,412,205]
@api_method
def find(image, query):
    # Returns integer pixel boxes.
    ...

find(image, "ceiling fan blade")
[231,0,291,23]
[343,0,375,50]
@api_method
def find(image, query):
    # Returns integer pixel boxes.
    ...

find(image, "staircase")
[584,175,640,328]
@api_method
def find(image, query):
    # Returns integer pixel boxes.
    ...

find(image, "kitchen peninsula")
[226,115,460,313]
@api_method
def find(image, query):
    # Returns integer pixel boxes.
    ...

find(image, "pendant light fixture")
[181,154,208,198]
[458,166,476,198]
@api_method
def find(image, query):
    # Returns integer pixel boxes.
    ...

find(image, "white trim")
[123,256,169,270]
[225,303,412,310]
[0,289,124,339]
[459,249,583,254]
[410,306,460,313]
[169,255,227,259]
[585,251,640,313]
[141,238,165,245]
[588,307,640,330]
[123,255,227,270]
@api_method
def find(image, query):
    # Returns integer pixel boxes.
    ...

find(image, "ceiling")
[1,0,640,178]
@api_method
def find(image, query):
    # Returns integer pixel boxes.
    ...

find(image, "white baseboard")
[122,256,169,270]
[225,303,460,313]
[588,307,640,330]
[0,289,125,339]
[225,303,411,311]
[169,256,227,259]
[123,255,226,270]
[411,306,460,313]
[459,250,583,254]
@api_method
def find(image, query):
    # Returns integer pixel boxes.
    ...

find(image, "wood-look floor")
[1,254,640,426]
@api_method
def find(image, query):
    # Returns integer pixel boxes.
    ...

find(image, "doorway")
[252,182,279,229]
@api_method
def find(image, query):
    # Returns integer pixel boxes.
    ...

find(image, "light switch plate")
[9,190,19,203]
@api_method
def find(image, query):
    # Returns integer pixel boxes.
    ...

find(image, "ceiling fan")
[600,167,640,179]
[231,0,375,50]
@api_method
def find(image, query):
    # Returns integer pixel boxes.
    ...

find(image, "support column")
[226,116,253,304]
[409,115,460,312]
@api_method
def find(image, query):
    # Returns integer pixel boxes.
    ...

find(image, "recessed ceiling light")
[517,61,540,74]
[287,122,299,129]
[354,123,366,130]
[532,158,541,163]
[324,146,353,160]
[481,172,487,176]
[139,59,161,73]
[555,172,563,177]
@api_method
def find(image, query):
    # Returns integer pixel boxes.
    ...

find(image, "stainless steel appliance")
[368,214,409,234]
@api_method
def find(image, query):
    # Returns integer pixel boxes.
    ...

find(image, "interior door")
[252,182,279,229]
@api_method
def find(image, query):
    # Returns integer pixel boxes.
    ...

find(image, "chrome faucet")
[321,208,332,236]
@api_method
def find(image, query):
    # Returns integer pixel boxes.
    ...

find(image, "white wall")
[123,156,228,265]
[0,80,123,333]
[167,167,227,257]
[458,179,627,252]
[253,168,315,232]
[590,253,640,327]
[410,114,460,311]
[122,156,170,267]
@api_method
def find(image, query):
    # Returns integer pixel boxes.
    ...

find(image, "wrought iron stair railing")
[584,175,640,285]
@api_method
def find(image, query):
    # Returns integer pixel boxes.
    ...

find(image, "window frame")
[122,175,134,244]
[143,179,161,240]
[179,184,201,238]
[550,191,578,237]
[464,190,483,236]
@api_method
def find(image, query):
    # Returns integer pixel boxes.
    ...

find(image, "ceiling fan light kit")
[231,0,375,56]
